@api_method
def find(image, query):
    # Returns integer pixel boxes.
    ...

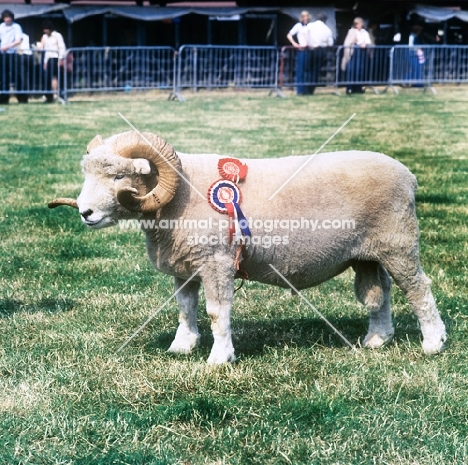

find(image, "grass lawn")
[0,87,467,464]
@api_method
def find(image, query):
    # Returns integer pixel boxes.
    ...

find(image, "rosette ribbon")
[207,180,251,244]
[217,157,248,183]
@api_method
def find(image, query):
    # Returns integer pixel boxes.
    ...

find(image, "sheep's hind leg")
[354,261,394,349]
[168,277,201,355]
[382,256,446,355]
[202,271,236,365]
[395,267,446,355]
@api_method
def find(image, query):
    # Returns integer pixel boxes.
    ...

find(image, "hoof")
[363,333,394,349]
[422,335,446,355]
[207,349,236,365]
[167,334,200,355]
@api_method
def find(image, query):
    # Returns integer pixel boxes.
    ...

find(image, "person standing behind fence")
[0,10,23,104]
[341,17,371,94]
[16,32,31,103]
[407,25,426,86]
[307,13,334,94]
[39,20,66,103]
[287,10,312,95]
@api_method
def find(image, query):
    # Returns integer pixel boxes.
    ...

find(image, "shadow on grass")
[0,297,76,318]
[148,314,424,358]
[416,193,456,204]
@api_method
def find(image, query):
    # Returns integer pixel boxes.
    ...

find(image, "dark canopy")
[2,3,337,37]
[409,4,468,23]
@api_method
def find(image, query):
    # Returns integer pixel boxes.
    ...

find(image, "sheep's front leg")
[168,277,201,355]
[202,273,236,365]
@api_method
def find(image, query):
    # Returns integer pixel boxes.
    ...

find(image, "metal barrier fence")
[390,45,435,88]
[281,45,460,93]
[336,45,393,90]
[391,45,468,85]
[430,45,468,82]
[175,45,279,94]
[0,49,62,103]
[62,46,176,101]
[2,45,468,102]
[279,45,337,93]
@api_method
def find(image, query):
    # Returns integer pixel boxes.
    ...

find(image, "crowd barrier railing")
[175,45,280,96]
[62,46,177,101]
[277,45,438,95]
[389,45,435,89]
[2,44,468,102]
[336,45,394,92]
[390,44,468,86]
[279,45,338,94]
[0,48,63,102]
[429,45,468,83]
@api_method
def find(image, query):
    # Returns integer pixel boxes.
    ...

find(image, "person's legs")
[45,58,58,102]
[304,49,313,94]
[0,54,11,104]
[353,48,364,93]
[58,60,66,99]
[44,59,51,99]
[52,76,58,97]
[346,50,355,94]
[406,53,421,87]
[296,50,307,95]
[16,55,28,103]
[310,48,324,95]
[413,54,424,87]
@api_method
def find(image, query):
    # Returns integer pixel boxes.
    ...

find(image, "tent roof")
[1,3,68,19]
[410,4,468,23]
[2,3,337,36]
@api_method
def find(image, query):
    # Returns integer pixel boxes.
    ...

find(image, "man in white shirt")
[0,9,23,104]
[307,13,334,94]
[308,14,334,48]
[286,11,312,95]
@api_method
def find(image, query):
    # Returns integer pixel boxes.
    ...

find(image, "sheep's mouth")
[83,217,107,228]
[84,219,103,227]
[83,215,117,229]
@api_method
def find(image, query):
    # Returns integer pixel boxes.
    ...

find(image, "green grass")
[1,87,468,464]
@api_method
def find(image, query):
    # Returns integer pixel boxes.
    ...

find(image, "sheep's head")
[48,131,181,229]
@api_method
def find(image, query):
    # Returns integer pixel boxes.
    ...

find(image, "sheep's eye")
[114,174,125,180]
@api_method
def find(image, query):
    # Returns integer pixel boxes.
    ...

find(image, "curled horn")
[111,131,181,213]
[48,198,78,209]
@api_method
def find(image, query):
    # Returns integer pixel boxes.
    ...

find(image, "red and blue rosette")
[207,179,251,244]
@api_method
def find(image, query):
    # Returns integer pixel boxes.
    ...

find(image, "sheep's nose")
[80,209,93,220]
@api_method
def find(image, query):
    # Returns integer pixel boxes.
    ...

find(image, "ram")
[49,131,446,364]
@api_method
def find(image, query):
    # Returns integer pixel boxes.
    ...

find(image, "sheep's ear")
[87,135,104,153]
[133,159,151,175]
